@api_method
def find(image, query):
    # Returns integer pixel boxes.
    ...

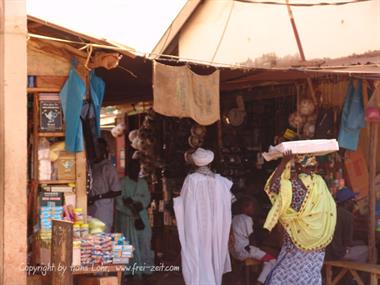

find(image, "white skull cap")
[191,148,214,167]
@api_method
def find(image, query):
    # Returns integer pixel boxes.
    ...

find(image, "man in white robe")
[174,148,233,285]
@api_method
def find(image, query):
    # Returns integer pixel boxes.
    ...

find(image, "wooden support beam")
[349,269,365,285]
[370,273,378,285]
[75,152,87,223]
[325,264,333,285]
[325,260,380,275]
[368,122,379,264]
[332,268,348,285]
[217,120,223,159]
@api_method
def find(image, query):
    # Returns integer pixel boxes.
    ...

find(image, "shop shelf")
[39,180,75,185]
[38,132,65,137]
[27,87,61,93]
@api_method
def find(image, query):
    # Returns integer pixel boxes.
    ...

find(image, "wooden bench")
[325,260,380,285]
[231,257,261,285]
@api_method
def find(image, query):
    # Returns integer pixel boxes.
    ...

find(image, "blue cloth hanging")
[89,70,105,137]
[60,59,86,152]
[338,80,365,151]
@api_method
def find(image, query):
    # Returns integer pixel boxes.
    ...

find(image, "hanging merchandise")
[89,70,105,137]
[303,122,315,139]
[314,107,339,139]
[286,96,318,140]
[128,109,164,177]
[344,150,369,199]
[366,80,380,122]
[80,71,105,162]
[153,61,220,126]
[338,80,365,151]
[111,122,126,138]
[298,98,316,116]
[188,123,207,149]
[288,112,305,130]
[223,96,247,127]
[81,99,98,162]
[60,59,86,152]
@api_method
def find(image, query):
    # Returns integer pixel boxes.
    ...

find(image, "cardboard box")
[344,150,369,199]
[64,192,76,207]
[56,152,76,180]
[74,276,118,285]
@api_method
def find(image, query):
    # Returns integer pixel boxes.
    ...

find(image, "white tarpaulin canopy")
[177,0,380,68]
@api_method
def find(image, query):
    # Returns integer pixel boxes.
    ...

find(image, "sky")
[27,0,187,53]
[27,0,380,65]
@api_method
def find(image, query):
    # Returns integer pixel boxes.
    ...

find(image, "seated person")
[231,198,276,285]
[326,187,368,263]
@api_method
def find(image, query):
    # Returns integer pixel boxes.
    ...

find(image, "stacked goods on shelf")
[39,206,64,240]
[56,151,76,180]
[39,192,64,240]
[74,233,133,266]
[50,141,76,181]
[80,238,93,266]
[38,138,52,181]
[93,234,113,265]
[112,234,134,264]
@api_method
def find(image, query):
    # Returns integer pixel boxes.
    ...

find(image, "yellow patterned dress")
[263,165,336,285]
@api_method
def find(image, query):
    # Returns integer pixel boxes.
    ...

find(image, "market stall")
[98,57,380,265]
[26,14,380,285]
[26,16,137,285]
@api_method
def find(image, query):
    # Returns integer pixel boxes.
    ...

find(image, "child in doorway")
[231,198,276,285]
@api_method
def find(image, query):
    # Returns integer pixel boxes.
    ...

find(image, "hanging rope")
[211,0,235,62]
[235,0,372,7]
[27,32,379,73]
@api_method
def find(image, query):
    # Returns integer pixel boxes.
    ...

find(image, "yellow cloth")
[49,141,65,161]
[264,163,337,251]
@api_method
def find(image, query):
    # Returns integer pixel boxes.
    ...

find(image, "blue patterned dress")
[264,177,326,285]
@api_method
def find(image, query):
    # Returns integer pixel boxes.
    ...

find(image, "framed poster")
[39,93,63,132]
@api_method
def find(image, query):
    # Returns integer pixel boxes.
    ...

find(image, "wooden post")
[51,220,73,285]
[370,273,377,285]
[325,264,333,285]
[217,120,223,160]
[75,152,87,222]
[0,0,27,284]
[368,122,378,264]
[285,0,317,105]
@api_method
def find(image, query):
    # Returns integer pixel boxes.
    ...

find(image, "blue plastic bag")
[338,80,365,151]
[59,59,86,152]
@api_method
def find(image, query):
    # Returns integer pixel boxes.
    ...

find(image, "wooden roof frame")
[27,15,136,58]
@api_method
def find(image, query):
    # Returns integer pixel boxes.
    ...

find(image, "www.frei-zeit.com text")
[21,263,180,276]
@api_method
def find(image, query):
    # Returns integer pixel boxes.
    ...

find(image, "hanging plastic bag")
[59,58,86,152]
[366,81,380,122]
